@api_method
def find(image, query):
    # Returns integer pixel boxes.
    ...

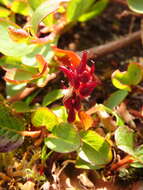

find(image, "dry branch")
[78,30,141,60]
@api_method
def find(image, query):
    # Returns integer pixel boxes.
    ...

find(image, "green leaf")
[0,19,35,56]
[115,126,135,155]
[0,0,12,6]
[0,56,28,70]
[52,106,68,122]
[30,0,64,34]
[11,0,30,16]
[78,0,108,22]
[112,76,131,91]
[76,157,103,170]
[0,6,11,17]
[28,0,45,10]
[6,83,26,98]
[67,0,94,22]
[112,63,143,91]
[45,122,81,153]
[22,41,55,67]
[42,89,65,106]
[127,0,143,13]
[31,107,59,131]
[130,162,143,168]
[0,103,25,152]
[79,130,112,166]
[115,138,143,167]
[12,101,31,112]
[104,90,128,109]
[5,68,36,83]
[25,89,41,105]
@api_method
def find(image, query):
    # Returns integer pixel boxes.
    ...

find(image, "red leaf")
[52,46,80,67]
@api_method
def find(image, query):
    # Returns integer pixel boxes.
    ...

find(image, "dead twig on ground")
[78,30,141,60]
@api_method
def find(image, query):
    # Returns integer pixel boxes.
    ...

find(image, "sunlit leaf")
[3,55,49,84]
[30,0,67,35]
[22,42,56,67]
[104,90,128,109]
[112,63,143,91]
[31,107,59,131]
[79,130,112,166]
[0,0,12,7]
[52,106,68,122]
[11,0,30,16]
[0,19,35,56]
[42,89,65,106]
[28,0,45,10]
[0,103,25,152]
[0,6,11,17]
[67,0,94,22]
[115,126,135,155]
[45,122,80,153]
[127,0,143,13]
[76,157,103,170]
[78,0,108,22]
[4,68,36,84]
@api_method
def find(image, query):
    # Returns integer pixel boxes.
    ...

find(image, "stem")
[111,155,134,171]
[78,30,141,60]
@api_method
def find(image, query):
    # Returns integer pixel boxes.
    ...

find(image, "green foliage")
[31,107,59,131]
[127,0,143,13]
[115,126,135,155]
[45,122,81,153]
[104,90,128,108]
[12,101,31,112]
[76,158,102,170]
[0,7,11,17]
[115,126,143,167]
[30,0,63,35]
[11,0,30,16]
[78,130,112,167]
[112,63,143,91]
[52,106,68,122]
[0,19,35,57]
[28,0,45,10]
[67,0,108,22]
[42,89,65,106]
[67,0,95,22]
[0,103,25,152]
[78,0,108,22]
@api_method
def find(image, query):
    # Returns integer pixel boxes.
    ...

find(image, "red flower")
[53,47,100,122]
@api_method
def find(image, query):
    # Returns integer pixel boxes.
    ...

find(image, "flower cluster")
[59,51,100,122]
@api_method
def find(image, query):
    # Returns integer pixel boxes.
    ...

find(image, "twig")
[78,30,141,60]
[110,155,134,171]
